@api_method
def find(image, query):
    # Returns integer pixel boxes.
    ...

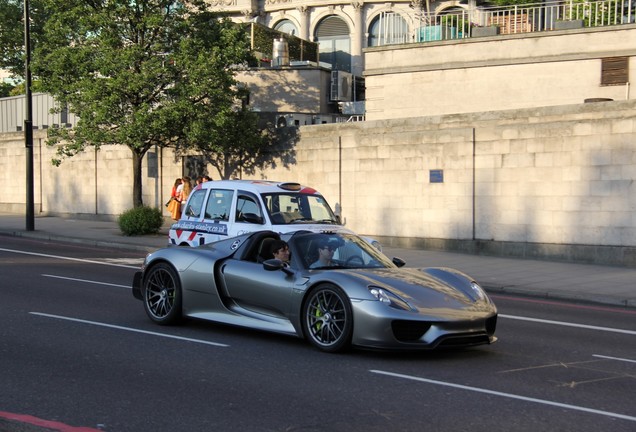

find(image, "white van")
[169,180,379,248]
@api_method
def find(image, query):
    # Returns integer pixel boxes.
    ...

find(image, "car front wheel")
[302,284,353,353]
[143,262,182,325]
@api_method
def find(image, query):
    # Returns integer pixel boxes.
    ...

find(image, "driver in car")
[310,239,335,268]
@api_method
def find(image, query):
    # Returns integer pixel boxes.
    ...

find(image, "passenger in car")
[271,239,290,264]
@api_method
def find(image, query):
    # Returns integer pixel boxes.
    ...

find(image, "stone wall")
[2,100,636,265]
[261,99,636,265]
[0,131,182,218]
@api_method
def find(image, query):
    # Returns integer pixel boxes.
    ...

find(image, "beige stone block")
[502,153,535,168]
[611,119,635,134]
[535,153,553,167]
[561,166,581,181]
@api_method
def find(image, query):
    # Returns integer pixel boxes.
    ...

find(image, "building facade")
[206,0,465,76]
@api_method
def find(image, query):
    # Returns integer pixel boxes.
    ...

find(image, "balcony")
[407,0,636,43]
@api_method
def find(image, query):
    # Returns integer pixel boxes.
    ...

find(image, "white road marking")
[593,354,636,364]
[0,247,139,269]
[499,314,636,335]
[370,370,636,422]
[42,274,131,289]
[30,312,229,348]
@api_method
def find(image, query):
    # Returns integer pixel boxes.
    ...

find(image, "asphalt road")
[1,236,635,432]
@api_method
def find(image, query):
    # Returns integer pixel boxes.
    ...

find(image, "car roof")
[195,180,321,195]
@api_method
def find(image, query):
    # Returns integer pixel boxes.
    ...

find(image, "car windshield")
[292,232,395,270]
[261,193,339,225]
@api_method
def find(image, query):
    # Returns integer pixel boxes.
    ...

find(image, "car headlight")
[368,286,412,311]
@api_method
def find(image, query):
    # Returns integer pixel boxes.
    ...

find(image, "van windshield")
[261,193,339,225]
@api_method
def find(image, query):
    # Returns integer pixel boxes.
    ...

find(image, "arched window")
[315,15,350,72]
[274,19,298,36]
[368,12,409,47]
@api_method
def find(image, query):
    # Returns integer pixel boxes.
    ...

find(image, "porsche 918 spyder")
[132,230,497,352]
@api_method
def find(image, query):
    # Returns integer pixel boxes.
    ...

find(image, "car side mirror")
[263,258,293,275]
[392,257,406,268]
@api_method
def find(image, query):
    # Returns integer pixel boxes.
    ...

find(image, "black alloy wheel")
[302,284,353,352]
[143,262,182,325]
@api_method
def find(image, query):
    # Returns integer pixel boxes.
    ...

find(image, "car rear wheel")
[302,284,353,353]
[143,262,182,325]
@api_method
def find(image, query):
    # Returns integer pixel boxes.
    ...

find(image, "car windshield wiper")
[315,219,337,224]
[290,218,337,224]
[290,218,313,224]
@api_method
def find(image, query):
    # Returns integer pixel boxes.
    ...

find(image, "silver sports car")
[132,230,497,352]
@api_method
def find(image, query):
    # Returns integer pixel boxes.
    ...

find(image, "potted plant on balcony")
[554,19,584,30]
[471,24,500,38]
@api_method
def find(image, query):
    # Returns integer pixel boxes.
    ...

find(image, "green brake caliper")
[314,303,323,331]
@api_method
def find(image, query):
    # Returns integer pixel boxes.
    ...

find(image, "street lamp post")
[24,0,35,231]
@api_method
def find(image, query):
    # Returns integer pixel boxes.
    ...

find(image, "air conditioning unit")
[276,114,295,128]
[330,71,352,102]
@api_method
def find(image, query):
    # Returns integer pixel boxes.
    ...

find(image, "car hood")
[343,267,493,313]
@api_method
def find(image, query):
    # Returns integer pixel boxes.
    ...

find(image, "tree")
[0,0,49,79]
[32,0,258,208]
[0,81,13,97]
[179,86,297,180]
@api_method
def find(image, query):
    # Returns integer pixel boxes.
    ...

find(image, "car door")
[219,259,294,319]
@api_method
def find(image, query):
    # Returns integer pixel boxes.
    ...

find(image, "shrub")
[118,206,164,236]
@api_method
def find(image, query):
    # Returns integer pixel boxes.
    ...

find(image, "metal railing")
[411,0,635,43]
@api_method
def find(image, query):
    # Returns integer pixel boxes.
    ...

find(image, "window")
[262,193,338,224]
[183,189,206,219]
[274,19,298,36]
[236,193,264,224]
[315,15,351,72]
[368,12,409,47]
[204,189,233,221]
[601,57,629,86]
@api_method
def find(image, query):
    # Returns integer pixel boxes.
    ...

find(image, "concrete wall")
[364,25,636,120]
[238,67,334,114]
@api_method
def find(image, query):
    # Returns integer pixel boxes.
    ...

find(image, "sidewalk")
[1,213,635,309]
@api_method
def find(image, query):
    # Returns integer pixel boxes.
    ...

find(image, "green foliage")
[0,81,13,97]
[118,206,164,236]
[181,93,294,179]
[248,23,318,64]
[0,0,50,78]
[486,0,530,6]
[439,14,473,33]
[8,79,42,96]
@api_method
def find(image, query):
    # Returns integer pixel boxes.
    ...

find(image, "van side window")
[236,194,264,224]
[205,189,233,221]
[183,189,206,219]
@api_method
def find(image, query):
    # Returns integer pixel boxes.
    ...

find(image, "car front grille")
[391,317,497,345]
[391,320,432,342]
